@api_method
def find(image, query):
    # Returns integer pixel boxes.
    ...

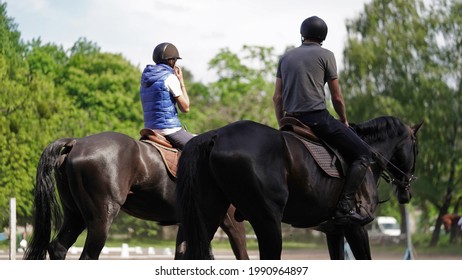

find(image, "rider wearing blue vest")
[140,42,194,149]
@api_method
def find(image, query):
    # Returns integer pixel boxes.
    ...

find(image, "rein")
[370,131,418,192]
[379,165,417,191]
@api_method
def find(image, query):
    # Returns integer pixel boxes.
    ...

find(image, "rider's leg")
[165,128,195,149]
[297,110,373,225]
[335,155,372,225]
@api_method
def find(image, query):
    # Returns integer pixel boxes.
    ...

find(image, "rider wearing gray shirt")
[277,42,338,114]
[273,16,373,226]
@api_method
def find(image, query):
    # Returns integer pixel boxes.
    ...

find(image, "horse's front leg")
[79,203,121,260]
[325,227,345,260]
[344,225,371,260]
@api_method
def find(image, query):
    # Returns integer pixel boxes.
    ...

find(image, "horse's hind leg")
[249,213,283,260]
[80,225,109,260]
[218,173,285,259]
[176,205,247,260]
[80,206,120,260]
[174,225,186,260]
[48,209,86,260]
[219,205,249,260]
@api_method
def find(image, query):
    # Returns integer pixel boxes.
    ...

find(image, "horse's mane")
[351,116,408,144]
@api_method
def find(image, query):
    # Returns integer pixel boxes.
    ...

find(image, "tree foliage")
[0,3,143,229]
[181,45,278,133]
[341,0,462,245]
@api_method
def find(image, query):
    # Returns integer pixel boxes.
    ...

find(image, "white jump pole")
[9,197,17,260]
[344,239,354,260]
[403,205,415,260]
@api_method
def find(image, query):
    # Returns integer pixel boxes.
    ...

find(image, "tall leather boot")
[334,156,373,225]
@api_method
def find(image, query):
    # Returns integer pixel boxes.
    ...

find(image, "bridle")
[372,130,418,193]
[380,163,417,192]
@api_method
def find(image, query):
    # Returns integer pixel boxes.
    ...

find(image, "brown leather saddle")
[139,128,180,178]
[279,117,346,178]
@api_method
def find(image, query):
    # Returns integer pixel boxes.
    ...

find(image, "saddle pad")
[141,140,180,178]
[292,134,343,179]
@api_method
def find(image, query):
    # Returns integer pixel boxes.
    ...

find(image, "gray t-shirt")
[276,42,338,113]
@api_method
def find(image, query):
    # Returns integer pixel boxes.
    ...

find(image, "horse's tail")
[23,138,76,260]
[176,130,216,260]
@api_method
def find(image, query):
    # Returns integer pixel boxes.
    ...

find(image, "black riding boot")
[335,156,373,225]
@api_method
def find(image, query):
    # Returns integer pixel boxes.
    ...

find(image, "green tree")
[0,4,146,228]
[182,45,278,133]
[63,37,142,136]
[423,0,462,245]
[341,0,462,245]
[0,2,35,224]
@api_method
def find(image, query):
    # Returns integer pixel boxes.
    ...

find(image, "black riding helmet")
[300,16,328,42]
[152,42,182,64]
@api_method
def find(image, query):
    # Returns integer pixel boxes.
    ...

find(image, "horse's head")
[354,117,423,204]
[383,121,423,204]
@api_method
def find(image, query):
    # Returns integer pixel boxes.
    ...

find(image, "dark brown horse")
[177,116,422,259]
[23,132,248,260]
[442,213,462,243]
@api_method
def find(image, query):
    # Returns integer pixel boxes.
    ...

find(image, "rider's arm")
[273,77,284,127]
[328,78,348,127]
[167,67,190,113]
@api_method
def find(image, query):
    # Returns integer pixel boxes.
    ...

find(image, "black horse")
[177,116,422,259]
[23,132,248,260]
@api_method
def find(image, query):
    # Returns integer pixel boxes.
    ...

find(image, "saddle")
[279,117,346,178]
[139,128,179,178]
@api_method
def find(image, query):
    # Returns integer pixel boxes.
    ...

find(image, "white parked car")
[366,216,403,245]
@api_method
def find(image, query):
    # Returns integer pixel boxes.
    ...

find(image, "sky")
[4,0,371,83]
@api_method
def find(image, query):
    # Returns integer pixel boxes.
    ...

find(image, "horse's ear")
[412,120,424,135]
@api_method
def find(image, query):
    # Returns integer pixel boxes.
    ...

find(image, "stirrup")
[334,209,372,226]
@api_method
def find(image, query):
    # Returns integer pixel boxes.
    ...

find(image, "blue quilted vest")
[140,64,182,129]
